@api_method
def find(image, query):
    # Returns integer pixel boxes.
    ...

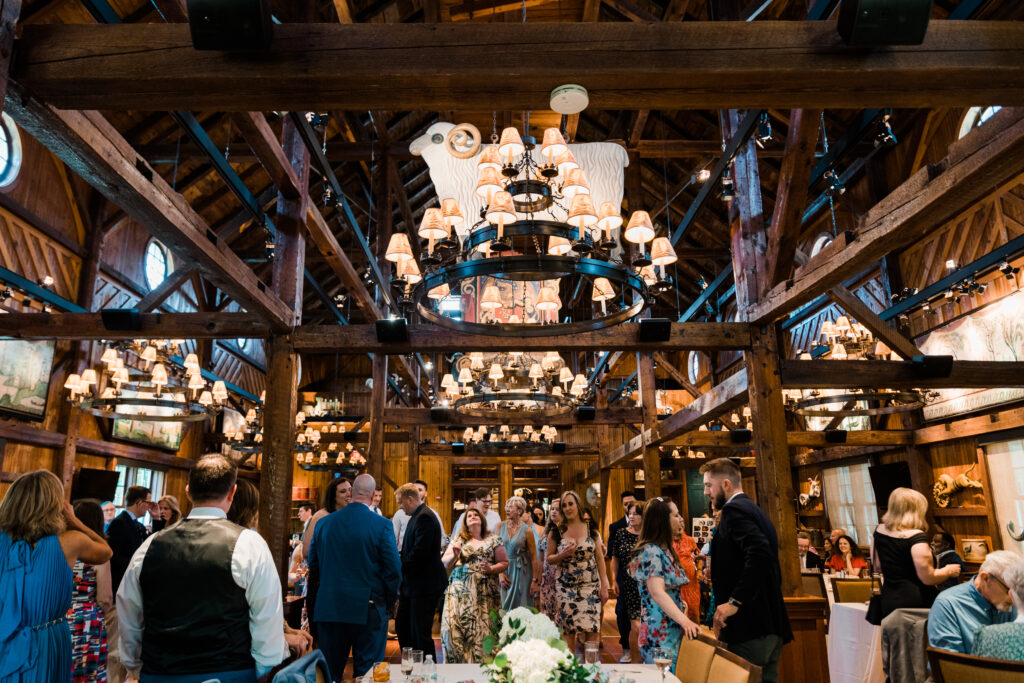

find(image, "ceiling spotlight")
[696,168,711,183]
[698,276,709,290]
[721,172,736,201]
[424,359,433,370]
[755,112,773,147]
[264,239,275,258]
[39,275,54,288]
[874,114,897,149]
[999,261,1020,279]
[824,170,845,197]
[921,301,930,311]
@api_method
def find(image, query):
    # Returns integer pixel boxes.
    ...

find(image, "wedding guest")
[931,531,966,592]
[440,508,508,663]
[972,558,1024,661]
[671,510,701,624]
[498,496,540,610]
[609,490,637,663]
[370,487,383,515]
[702,458,792,683]
[537,500,562,621]
[118,455,294,681]
[928,550,1019,654]
[629,497,700,672]
[392,480,446,552]
[548,491,608,655]
[395,484,447,660]
[302,477,352,561]
[822,538,834,565]
[530,505,546,536]
[610,500,644,664]
[67,500,114,683]
[826,534,868,576]
[297,504,313,535]
[450,487,501,539]
[101,502,116,533]
[0,470,111,682]
[798,532,824,572]
[308,474,400,679]
[873,488,960,622]
[107,485,151,592]
[227,479,261,529]
[151,495,181,532]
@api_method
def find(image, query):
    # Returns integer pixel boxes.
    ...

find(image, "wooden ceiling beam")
[652,351,700,397]
[292,322,752,354]
[1,312,271,339]
[383,407,642,426]
[140,141,414,165]
[662,429,913,448]
[750,107,1024,323]
[3,88,294,331]
[19,22,1024,111]
[780,359,1024,389]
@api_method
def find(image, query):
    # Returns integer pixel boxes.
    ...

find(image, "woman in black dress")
[610,500,644,664]
[873,487,962,621]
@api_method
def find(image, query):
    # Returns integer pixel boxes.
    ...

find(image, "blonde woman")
[872,487,961,622]
[498,496,541,610]
[0,470,111,681]
[152,495,182,532]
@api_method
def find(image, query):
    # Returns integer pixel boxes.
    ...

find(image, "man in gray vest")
[117,454,289,682]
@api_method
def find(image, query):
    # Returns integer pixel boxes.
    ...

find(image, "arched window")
[810,232,834,257]
[687,351,701,384]
[0,113,23,188]
[959,106,1002,139]
[144,239,171,290]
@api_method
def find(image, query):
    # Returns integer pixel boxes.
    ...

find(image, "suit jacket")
[608,516,629,579]
[107,510,148,591]
[308,502,400,624]
[802,551,825,572]
[399,503,448,598]
[710,493,793,645]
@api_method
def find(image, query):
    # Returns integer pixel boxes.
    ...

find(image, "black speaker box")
[638,318,672,343]
[912,354,953,379]
[430,407,450,422]
[730,429,752,444]
[552,442,566,453]
[187,0,274,51]
[375,318,409,343]
[837,0,933,46]
[451,442,465,454]
[825,429,848,444]
[100,308,142,331]
[577,406,596,421]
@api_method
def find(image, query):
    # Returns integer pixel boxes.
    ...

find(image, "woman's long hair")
[73,499,105,537]
[835,534,864,559]
[632,497,679,565]
[321,477,351,514]
[457,507,487,543]
[0,470,66,545]
[158,495,182,526]
[559,491,599,539]
[544,501,562,545]
[228,479,260,529]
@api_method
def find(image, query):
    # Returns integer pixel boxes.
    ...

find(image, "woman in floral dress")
[547,491,609,655]
[440,508,509,663]
[611,500,644,664]
[537,500,562,621]
[67,500,113,683]
[629,498,700,672]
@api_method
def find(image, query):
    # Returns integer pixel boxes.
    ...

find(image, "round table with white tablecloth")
[827,602,884,683]
[365,662,681,683]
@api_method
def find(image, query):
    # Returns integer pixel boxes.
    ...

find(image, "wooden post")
[273,116,310,323]
[746,325,801,597]
[408,424,420,482]
[724,108,767,307]
[637,352,661,498]
[368,353,387,484]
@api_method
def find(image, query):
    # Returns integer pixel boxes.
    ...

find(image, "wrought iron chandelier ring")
[79,397,212,422]
[415,254,647,337]
[451,390,574,417]
[791,391,924,417]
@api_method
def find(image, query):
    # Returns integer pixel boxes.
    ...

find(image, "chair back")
[830,577,873,603]
[707,646,762,683]
[928,647,1024,683]
[801,572,826,598]
[673,632,717,683]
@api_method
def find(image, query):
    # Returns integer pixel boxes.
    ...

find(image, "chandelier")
[293,411,368,470]
[436,350,589,413]
[63,340,226,422]
[811,314,893,360]
[458,424,558,453]
[387,126,679,336]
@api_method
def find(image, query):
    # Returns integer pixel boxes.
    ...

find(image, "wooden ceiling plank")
[780,359,1024,389]
[2,311,272,339]
[19,22,1024,111]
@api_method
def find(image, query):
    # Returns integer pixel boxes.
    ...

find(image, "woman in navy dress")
[0,470,111,682]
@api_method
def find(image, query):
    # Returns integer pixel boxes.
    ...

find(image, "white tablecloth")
[827,602,884,683]
[374,663,680,683]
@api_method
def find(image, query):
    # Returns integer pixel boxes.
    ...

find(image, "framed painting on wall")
[0,338,55,420]
[111,389,184,452]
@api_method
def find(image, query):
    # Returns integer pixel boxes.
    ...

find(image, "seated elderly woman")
[971,556,1024,661]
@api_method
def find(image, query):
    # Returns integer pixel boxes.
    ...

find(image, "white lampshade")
[212,380,228,402]
[187,373,205,391]
[485,191,517,226]
[428,283,451,300]
[555,150,579,177]
[547,235,571,256]
[385,233,414,263]
[150,363,168,387]
[592,277,615,302]
[540,127,568,162]
[463,427,474,441]
[563,168,591,199]
[418,208,448,241]
[567,194,598,229]
[624,211,655,244]
[457,368,474,384]
[529,363,544,380]
[831,342,848,359]
[835,315,852,333]
[64,374,82,394]
[497,126,525,159]
[542,351,561,370]
[481,284,502,310]
[184,353,200,369]
[597,202,623,232]
[441,198,464,228]
[536,286,561,312]
[488,363,504,381]
[441,373,456,389]
[651,237,677,266]
[558,367,573,385]
[79,368,98,387]
[100,347,118,365]
[198,391,213,406]
[396,258,421,284]
[140,345,157,365]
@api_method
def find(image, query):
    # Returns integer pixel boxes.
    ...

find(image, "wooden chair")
[928,647,1024,683]
[708,646,763,683]
[673,632,718,683]
[830,577,874,603]
[801,572,826,598]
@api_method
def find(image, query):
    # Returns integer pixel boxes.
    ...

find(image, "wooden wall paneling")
[420,455,452,534]
[0,130,82,245]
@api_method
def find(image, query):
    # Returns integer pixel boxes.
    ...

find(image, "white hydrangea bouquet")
[482,608,598,683]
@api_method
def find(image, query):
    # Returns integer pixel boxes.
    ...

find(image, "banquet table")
[369,663,682,683]
[827,602,884,683]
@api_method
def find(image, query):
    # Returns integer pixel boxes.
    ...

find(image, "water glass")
[411,649,424,673]
[401,647,414,679]
[584,641,600,665]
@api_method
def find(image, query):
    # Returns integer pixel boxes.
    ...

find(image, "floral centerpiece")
[482,608,599,683]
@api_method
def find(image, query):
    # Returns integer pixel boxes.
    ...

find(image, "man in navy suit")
[107,485,152,592]
[702,458,792,683]
[308,474,401,680]
[395,483,447,660]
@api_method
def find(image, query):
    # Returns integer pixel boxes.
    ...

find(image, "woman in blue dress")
[0,470,112,682]
[629,497,701,672]
[497,496,540,610]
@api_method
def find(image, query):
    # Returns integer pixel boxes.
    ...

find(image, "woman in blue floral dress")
[629,498,701,672]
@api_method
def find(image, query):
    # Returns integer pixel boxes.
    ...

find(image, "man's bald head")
[351,474,376,503]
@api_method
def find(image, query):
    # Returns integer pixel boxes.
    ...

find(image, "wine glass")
[401,647,414,680]
[653,647,672,683]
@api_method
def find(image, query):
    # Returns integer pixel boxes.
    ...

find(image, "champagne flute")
[401,647,414,680]
[653,647,672,683]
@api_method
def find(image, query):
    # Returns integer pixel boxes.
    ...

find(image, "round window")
[687,351,701,385]
[0,113,23,189]
[959,106,1002,139]
[144,239,171,290]
[236,338,251,353]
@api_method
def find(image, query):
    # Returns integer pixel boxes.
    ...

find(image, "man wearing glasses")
[928,550,1022,654]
